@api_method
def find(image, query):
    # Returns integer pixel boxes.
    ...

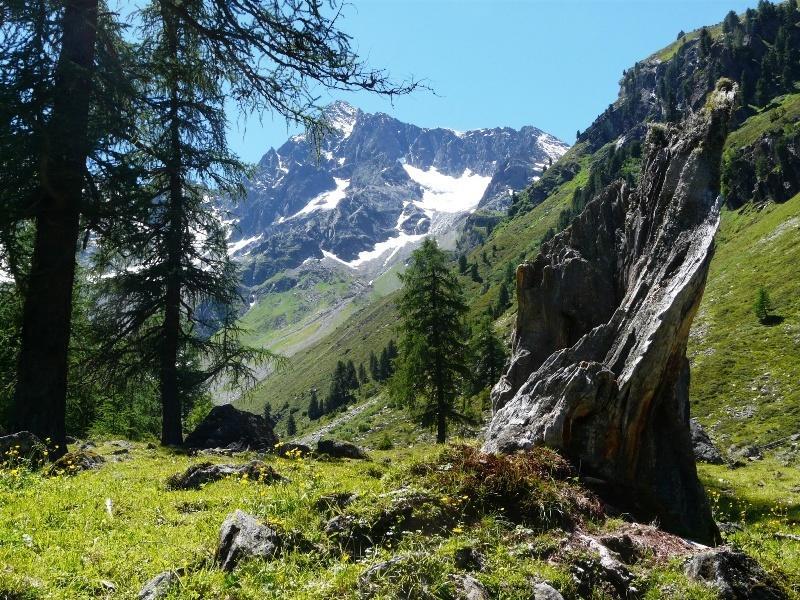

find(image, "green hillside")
[689,193,800,447]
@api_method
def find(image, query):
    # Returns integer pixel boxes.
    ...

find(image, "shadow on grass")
[760,314,785,326]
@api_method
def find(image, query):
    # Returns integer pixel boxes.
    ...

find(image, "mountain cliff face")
[484,83,737,545]
[226,102,568,288]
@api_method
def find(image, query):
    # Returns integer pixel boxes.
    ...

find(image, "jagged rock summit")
[226,100,569,287]
[484,82,738,545]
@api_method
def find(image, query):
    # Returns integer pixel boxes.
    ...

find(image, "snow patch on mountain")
[289,178,350,219]
[227,234,263,256]
[402,165,491,214]
[537,132,570,161]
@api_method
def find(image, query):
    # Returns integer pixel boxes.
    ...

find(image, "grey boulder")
[0,431,46,466]
[184,405,278,451]
[137,571,178,600]
[166,461,284,490]
[533,582,565,600]
[316,439,369,460]
[690,419,724,464]
[685,548,787,600]
[215,510,282,571]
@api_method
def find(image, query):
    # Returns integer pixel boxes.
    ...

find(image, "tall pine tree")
[392,239,470,443]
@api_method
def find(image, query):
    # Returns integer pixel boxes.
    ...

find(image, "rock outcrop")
[484,82,737,545]
[166,461,284,490]
[0,431,46,466]
[183,405,278,451]
[316,439,369,460]
[690,419,724,464]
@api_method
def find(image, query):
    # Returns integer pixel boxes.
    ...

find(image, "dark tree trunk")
[436,393,446,444]
[159,4,184,447]
[12,0,99,458]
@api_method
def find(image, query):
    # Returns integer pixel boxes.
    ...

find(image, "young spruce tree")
[392,239,470,443]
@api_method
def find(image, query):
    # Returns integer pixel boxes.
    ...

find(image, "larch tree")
[392,238,470,443]
[94,0,420,446]
[468,316,507,394]
[5,0,101,455]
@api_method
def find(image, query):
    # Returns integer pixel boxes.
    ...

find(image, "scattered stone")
[166,461,284,490]
[324,514,372,556]
[215,510,282,571]
[453,546,487,572]
[274,442,312,458]
[690,419,724,464]
[450,573,489,600]
[137,571,178,600]
[0,431,46,466]
[316,439,369,460]
[109,440,133,450]
[80,440,97,451]
[599,533,642,564]
[111,448,129,456]
[532,582,565,600]
[64,436,77,445]
[184,405,278,451]
[48,450,105,476]
[571,534,639,599]
[685,547,787,599]
[146,442,157,450]
[315,492,357,513]
[358,555,421,595]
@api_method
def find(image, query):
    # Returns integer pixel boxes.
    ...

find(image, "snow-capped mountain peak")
[323,100,360,139]
[227,103,569,287]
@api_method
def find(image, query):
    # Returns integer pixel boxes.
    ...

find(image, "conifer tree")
[6,0,101,455]
[458,253,468,274]
[308,390,320,421]
[358,363,368,385]
[286,412,297,437]
[379,348,391,381]
[391,239,470,443]
[369,350,380,381]
[95,0,418,446]
[468,317,507,394]
[754,286,773,323]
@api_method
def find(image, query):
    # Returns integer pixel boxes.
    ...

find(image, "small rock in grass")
[137,571,178,600]
[48,450,105,476]
[451,573,489,600]
[690,419,724,464]
[358,555,412,593]
[453,546,487,572]
[166,461,284,490]
[315,492,357,513]
[274,442,312,458]
[685,547,787,599]
[216,510,309,571]
[533,582,565,600]
[0,431,46,466]
[316,439,369,460]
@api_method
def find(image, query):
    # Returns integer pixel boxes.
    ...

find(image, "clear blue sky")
[228,0,761,163]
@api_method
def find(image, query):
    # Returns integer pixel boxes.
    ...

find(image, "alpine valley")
[226,102,568,356]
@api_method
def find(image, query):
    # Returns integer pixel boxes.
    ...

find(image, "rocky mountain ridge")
[225,101,568,289]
